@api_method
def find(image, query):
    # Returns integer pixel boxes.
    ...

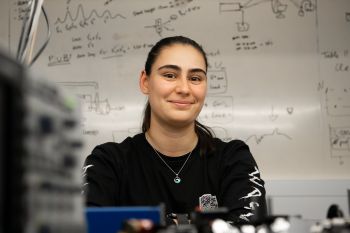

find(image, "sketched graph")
[245,128,292,144]
[58,81,124,115]
[54,4,126,32]
[219,0,316,32]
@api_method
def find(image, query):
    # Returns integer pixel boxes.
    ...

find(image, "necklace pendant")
[174,176,181,184]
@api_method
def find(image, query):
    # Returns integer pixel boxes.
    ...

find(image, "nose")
[175,76,190,95]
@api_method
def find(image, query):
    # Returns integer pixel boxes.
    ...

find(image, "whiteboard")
[1,0,350,179]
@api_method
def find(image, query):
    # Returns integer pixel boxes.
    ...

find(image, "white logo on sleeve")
[81,164,94,194]
[239,166,264,222]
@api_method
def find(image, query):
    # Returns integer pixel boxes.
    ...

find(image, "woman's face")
[140,44,207,128]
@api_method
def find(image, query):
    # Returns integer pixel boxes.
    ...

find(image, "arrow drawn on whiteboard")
[245,128,292,144]
[269,106,279,121]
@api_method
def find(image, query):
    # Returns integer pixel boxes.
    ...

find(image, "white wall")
[266,180,349,223]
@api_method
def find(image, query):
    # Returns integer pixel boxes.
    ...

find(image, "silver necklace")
[151,147,193,184]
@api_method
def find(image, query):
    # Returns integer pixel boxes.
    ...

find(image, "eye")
[189,75,205,84]
[163,73,176,79]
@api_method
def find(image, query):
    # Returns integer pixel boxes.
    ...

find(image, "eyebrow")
[157,64,207,75]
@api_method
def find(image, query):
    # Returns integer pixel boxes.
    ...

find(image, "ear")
[139,70,149,94]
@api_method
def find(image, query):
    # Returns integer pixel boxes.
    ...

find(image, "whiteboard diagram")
[219,0,316,32]
[144,16,176,37]
[58,81,125,116]
[144,5,201,36]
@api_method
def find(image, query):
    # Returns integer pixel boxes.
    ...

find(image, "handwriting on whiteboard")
[199,96,234,124]
[54,4,126,33]
[207,68,228,94]
[47,42,154,66]
[329,125,350,157]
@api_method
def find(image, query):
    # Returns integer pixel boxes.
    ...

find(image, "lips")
[169,100,193,104]
[168,100,194,107]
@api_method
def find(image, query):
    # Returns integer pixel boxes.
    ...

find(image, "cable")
[29,6,51,66]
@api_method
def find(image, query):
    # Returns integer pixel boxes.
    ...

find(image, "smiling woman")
[83,36,267,225]
[140,43,208,140]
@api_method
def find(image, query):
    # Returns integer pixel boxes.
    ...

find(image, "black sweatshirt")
[83,133,266,223]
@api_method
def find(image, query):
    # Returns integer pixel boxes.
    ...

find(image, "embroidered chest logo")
[199,194,218,210]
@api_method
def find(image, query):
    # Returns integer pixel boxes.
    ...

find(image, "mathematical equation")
[232,35,274,51]
[48,40,154,66]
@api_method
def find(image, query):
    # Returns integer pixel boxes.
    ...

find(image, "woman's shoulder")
[89,133,145,160]
[83,134,146,179]
[213,137,250,151]
[211,137,254,162]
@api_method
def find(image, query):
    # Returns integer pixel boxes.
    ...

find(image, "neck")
[146,120,198,157]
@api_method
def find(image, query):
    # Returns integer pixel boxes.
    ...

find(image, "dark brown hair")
[141,36,215,156]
